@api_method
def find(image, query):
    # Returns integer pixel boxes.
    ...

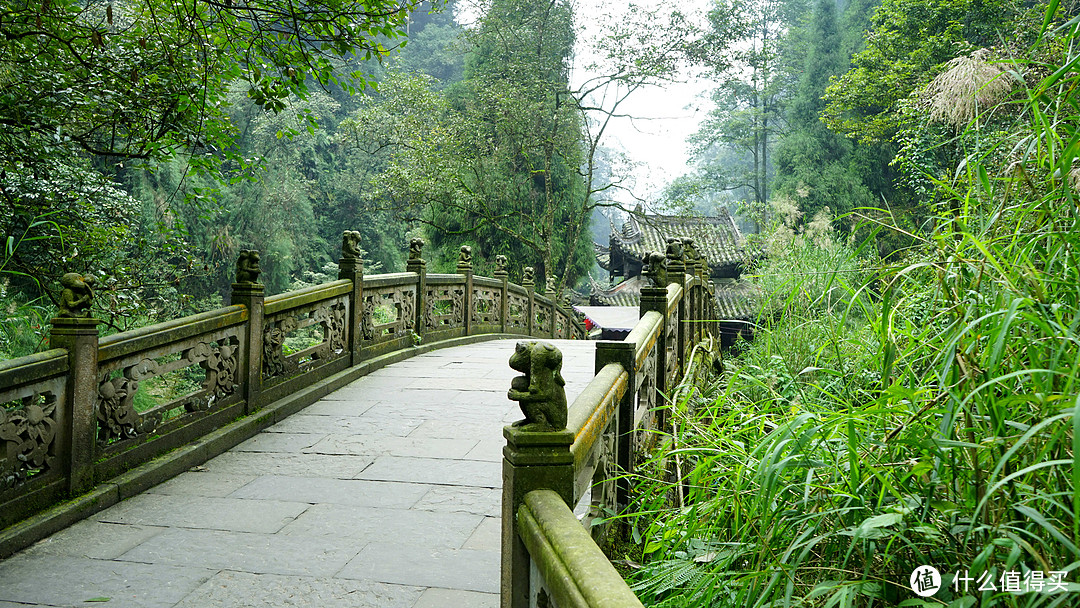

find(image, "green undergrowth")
[621,8,1080,606]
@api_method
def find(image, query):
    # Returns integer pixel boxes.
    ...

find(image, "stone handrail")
[501,240,719,607]
[0,236,584,545]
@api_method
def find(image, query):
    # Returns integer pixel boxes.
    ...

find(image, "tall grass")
[622,6,1080,606]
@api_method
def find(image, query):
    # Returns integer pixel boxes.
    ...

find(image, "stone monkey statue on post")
[507,341,567,432]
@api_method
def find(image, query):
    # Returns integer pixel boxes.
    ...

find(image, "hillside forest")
[3,0,1080,605]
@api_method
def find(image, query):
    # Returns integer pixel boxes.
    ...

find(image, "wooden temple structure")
[588,208,761,348]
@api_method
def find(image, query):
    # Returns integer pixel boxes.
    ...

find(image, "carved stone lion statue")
[458,245,472,265]
[682,237,700,261]
[409,238,424,260]
[495,255,508,272]
[341,231,363,259]
[545,277,557,295]
[522,267,535,284]
[642,251,668,287]
[235,250,262,284]
[58,272,94,318]
[507,341,567,432]
[665,237,684,262]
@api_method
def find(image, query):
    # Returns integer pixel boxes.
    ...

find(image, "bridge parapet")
[0,234,585,538]
[501,245,721,608]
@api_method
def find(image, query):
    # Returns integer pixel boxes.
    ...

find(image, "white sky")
[570,0,716,208]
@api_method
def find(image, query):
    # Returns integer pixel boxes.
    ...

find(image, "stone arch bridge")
[0,235,721,607]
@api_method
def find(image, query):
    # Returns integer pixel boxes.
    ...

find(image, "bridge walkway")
[0,339,597,608]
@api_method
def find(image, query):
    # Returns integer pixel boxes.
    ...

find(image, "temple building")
[587,208,762,348]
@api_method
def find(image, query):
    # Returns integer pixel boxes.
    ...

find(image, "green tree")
[348,0,689,291]
[689,0,808,214]
[772,0,874,227]
[0,0,427,299]
[822,0,1020,142]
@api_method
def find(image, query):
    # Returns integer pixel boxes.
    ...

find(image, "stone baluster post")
[522,267,536,337]
[666,238,688,382]
[50,272,100,494]
[501,342,573,608]
[494,255,509,334]
[338,231,364,365]
[230,250,265,413]
[594,340,635,510]
[458,245,474,336]
[640,251,670,432]
[406,238,427,344]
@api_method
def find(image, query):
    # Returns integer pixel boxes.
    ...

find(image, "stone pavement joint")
[0,339,595,608]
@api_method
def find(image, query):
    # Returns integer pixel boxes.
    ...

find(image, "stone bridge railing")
[0,236,583,550]
[501,239,719,608]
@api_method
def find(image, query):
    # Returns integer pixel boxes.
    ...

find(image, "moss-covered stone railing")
[501,239,718,608]
[0,235,584,545]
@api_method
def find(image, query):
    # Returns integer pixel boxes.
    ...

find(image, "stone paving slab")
[0,339,596,608]
[228,476,430,509]
[201,451,374,479]
[278,504,482,548]
[96,494,309,534]
[20,520,166,560]
[462,516,500,552]
[300,399,380,416]
[144,471,257,497]
[233,432,325,453]
[414,486,501,517]
[356,455,502,487]
[413,588,499,608]
[116,528,361,577]
[267,413,423,436]
[0,553,215,607]
[407,419,508,441]
[338,543,501,593]
[305,434,479,459]
[172,571,423,608]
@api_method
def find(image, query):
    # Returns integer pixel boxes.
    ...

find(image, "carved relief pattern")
[263,316,298,379]
[425,287,464,330]
[97,335,242,444]
[535,305,550,334]
[314,302,347,354]
[424,290,437,330]
[587,425,618,540]
[554,312,567,339]
[635,346,658,456]
[451,287,465,325]
[508,293,529,329]
[195,340,239,406]
[1,391,58,490]
[665,311,679,387]
[361,295,376,340]
[472,288,500,324]
[399,288,416,333]
[97,370,151,444]
[364,287,417,339]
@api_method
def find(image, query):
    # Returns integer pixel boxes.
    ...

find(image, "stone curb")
[0,333,522,559]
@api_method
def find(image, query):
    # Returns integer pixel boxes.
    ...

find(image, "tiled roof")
[713,280,764,320]
[589,275,644,307]
[610,208,752,275]
[589,275,763,320]
[594,242,611,271]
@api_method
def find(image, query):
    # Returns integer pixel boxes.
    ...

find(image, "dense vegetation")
[625,1,1080,606]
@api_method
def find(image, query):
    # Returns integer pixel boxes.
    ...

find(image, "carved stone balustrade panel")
[361,286,416,344]
[507,291,529,331]
[472,287,501,325]
[96,327,243,449]
[425,286,465,330]
[262,295,349,388]
[0,377,65,493]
